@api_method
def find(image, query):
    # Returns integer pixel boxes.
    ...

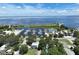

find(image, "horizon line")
[0,15,79,17]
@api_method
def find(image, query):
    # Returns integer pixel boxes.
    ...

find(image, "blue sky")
[0,3,79,16]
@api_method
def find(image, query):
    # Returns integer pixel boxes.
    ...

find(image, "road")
[58,38,75,55]
[63,43,75,55]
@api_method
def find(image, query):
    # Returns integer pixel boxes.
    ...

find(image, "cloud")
[0,3,79,16]
[1,6,6,9]
[16,6,22,9]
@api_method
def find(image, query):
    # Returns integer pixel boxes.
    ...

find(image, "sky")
[0,3,79,16]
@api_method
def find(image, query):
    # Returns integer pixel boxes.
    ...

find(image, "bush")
[5,34,20,46]
[19,44,28,55]
[73,46,79,55]
[0,35,5,47]
[58,33,64,38]
[27,35,36,46]
[13,44,19,51]
[48,46,60,55]
[38,39,46,50]
[74,39,79,46]
[40,38,66,55]
[73,31,79,38]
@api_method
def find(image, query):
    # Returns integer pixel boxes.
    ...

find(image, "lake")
[0,16,79,28]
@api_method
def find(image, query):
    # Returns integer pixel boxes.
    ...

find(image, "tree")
[5,33,20,46]
[40,38,66,55]
[73,46,79,55]
[13,44,19,51]
[48,39,66,55]
[49,34,52,39]
[0,33,20,47]
[73,38,79,55]
[59,24,68,30]
[74,39,79,46]
[38,38,46,50]
[73,31,79,38]
[53,34,58,38]
[58,33,64,38]
[0,35,5,47]
[57,43,66,55]
[41,50,47,55]
[27,35,36,46]
[48,46,60,55]
[19,44,28,55]
[45,37,51,44]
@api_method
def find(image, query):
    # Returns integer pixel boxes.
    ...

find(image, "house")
[64,36,76,40]
[4,30,12,35]
[48,29,57,33]
[6,49,12,53]
[14,50,20,55]
[38,29,42,35]
[4,29,23,35]
[45,32,49,37]
[31,41,39,48]
[24,30,30,35]
[0,44,7,51]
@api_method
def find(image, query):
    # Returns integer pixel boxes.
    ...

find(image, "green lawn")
[59,39,73,45]
[25,48,37,55]
[28,24,59,29]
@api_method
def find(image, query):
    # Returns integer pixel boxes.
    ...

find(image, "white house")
[45,32,49,37]
[4,29,23,35]
[14,50,20,55]
[31,41,39,48]
[0,44,7,51]
[6,49,12,53]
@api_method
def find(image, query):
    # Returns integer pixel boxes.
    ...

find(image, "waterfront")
[0,3,79,55]
[0,16,79,28]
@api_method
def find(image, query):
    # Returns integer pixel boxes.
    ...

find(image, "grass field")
[59,39,73,45]
[28,24,59,28]
[26,48,37,55]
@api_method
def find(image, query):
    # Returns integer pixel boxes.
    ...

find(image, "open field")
[26,48,37,55]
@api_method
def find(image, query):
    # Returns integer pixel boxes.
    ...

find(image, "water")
[0,16,79,28]
[19,28,45,36]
